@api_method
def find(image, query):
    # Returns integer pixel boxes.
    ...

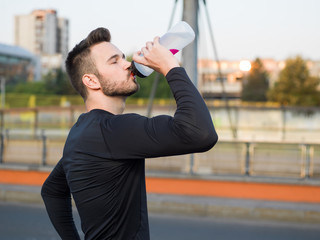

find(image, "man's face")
[90,42,139,97]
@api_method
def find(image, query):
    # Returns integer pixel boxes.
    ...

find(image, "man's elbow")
[176,120,218,152]
[188,127,218,152]
[41,179,54,200]
[41,181,48,199]
[201,129,218,152]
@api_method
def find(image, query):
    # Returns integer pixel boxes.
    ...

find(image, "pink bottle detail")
[170,49,179,55]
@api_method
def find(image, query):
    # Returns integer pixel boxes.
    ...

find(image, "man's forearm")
[42,192,80,239]
[41,162,80,239]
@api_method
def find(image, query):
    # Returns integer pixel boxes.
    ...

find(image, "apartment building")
[198,58,320,99]
[15,9,69,74]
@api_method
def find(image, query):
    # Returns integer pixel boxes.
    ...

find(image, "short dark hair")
[65,28,111,100]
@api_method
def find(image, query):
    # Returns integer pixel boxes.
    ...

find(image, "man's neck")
[85,95,126,115]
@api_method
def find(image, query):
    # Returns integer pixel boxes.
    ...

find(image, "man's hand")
[132,37,180,76]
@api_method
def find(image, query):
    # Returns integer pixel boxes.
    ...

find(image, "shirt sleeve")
[102,67,218,159]
[41,161,80,240]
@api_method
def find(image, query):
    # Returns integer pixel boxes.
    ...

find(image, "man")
[41,27,218,240]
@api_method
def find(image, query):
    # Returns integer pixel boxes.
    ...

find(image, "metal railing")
[0,130,319,180]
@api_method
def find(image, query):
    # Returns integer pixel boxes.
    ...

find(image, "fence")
[146,141,320,179]
[0,131,319,180]
[1,105,320,180]
[1,104,320,143]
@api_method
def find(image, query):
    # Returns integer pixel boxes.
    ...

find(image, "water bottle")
[131,21,195,78]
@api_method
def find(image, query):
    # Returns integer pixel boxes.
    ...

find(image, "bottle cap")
[130,61,147,78]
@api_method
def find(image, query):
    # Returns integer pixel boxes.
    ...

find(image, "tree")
[7,68,77,95]
[267,56,320,106]
[43,68,77,95]
[241,58,269,101]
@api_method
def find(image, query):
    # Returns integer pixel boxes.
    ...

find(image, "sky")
[1,0,320,61]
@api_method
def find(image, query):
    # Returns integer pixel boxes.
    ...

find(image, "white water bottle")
[131,21,195,78]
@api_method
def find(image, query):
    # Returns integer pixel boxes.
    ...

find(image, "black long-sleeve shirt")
[41,67,218,240]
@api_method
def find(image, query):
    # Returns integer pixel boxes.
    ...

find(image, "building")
[15,9,69,74]
[0,43,40,82]
[198,58,320,99]
[198,59,244,99]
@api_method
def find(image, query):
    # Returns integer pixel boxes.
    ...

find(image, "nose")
[122,59,131,70]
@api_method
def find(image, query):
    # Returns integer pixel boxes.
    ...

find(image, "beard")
[100,75,140,97]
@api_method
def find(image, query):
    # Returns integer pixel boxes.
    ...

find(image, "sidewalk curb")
[148,194,320,224]
[1,184,320,224]
[0,185,43,204]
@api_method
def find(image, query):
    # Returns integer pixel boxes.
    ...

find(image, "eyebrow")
[107,53,125,62]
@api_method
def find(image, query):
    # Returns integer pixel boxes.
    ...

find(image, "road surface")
[0,201,319,240]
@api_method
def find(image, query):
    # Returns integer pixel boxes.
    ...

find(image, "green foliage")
[241,58,269,101]
[267,56,320,106]
[130,72,173,99]
[4,55,173,108]
[7,68,77,96]
[6,81,48,95]
[7,54,174,101]
[5,75,26,87]
[43,68,77,95]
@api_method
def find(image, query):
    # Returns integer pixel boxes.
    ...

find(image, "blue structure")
[0,43,40,81]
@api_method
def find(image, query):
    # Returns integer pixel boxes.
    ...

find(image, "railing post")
[245,142,251,176]
[0,109,4,135]
[41,129,47,166]
[34,108,39,139]
[0,132,3,164]
[305,144,311,178]
[189,154,194,175]
[281,107,286,141]
[70,106,75,128]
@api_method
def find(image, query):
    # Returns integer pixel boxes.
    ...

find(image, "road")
[0,201,319,240]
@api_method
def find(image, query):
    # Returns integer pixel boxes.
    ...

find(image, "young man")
[41,27,218,240]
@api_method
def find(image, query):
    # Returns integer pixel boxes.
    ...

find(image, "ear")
[82,74,101,90]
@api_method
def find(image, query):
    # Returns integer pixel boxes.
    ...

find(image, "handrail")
[0,132,319,181]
